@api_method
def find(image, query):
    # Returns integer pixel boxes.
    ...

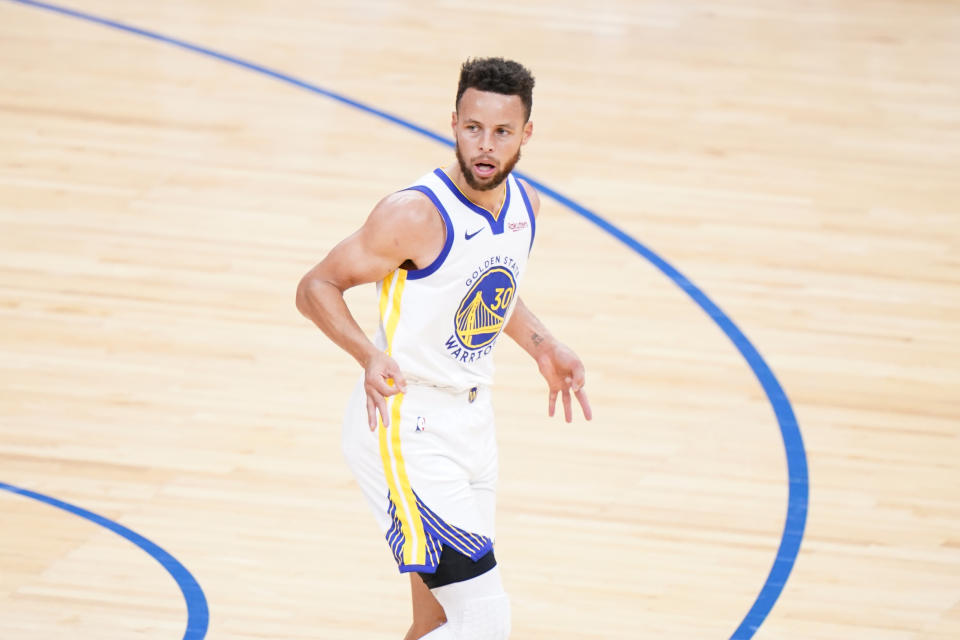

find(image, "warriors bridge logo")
[445,263,517,362]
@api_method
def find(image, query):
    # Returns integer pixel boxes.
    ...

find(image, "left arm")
[505,297,592,423]
[508,178,591,422]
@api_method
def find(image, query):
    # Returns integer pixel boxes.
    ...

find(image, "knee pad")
[456,593,511,640]
[431,566,511,639]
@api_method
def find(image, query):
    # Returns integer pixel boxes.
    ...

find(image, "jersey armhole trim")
[401,185,454,281]
[515,176,536,253]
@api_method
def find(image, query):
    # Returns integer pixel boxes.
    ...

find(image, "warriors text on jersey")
[374,168,536,391]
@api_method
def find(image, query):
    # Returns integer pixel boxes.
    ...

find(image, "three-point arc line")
[0,482,209,640]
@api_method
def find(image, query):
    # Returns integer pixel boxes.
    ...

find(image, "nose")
[479,130,495,152]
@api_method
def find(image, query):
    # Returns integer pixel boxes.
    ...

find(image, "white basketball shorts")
[341,378,499,574]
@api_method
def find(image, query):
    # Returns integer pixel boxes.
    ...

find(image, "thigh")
[399,387,494,538]
[470,480,496,543]
[341,378,392,532]
[342,383,498,574]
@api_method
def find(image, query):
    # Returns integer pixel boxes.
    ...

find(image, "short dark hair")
[456,57,535,122]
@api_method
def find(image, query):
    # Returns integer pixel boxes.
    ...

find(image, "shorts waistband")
[403,378,489,403]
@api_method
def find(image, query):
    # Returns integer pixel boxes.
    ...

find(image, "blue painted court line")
[0,482,209,640]
[5,1,809,637]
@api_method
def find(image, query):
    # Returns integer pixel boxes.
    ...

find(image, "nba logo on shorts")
[416,416,426,432]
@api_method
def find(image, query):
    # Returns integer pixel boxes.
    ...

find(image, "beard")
[455,143,522,191]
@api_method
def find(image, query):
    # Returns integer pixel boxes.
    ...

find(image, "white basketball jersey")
[374,168,536,391]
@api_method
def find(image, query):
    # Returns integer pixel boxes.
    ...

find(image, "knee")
[439,593,511,639]
[405,616,446,640]
[428,557,511,638]
[469,593,511,639]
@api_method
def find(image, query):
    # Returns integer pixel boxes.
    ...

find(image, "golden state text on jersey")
[373,169,535,391]
[447,256,520,359]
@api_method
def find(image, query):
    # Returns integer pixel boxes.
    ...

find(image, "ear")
[521,119,534,145]
[451,110,458,133]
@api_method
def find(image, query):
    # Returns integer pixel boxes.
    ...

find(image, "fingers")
[381,355,408,394]
[549,368,590,422]
[363,354,406,430]
[366,391,390,430]
[568,363,591,421]
[381,370,407,395]
[570,363,593,420]
[365,395,377,431]
[574,387,593,421]
[390,369,408,393]
[375,393,389,428]
[369,374,401,398]
[365,352,407,395]
[569,362,586,393]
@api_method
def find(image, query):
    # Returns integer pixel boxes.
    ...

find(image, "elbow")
[295,274,316,317]
[296,273,342,319]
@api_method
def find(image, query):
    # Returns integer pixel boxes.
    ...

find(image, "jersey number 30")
[491,287,515,312]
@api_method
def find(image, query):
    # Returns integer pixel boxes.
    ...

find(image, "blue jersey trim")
[432,168,508,235]
[514,175,536,252]
[415,493,493,561]
[386,489,494,574]
[402,185,454,281]
[398,563,437,574]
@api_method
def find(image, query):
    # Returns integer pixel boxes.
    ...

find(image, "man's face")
[452,88,533,192]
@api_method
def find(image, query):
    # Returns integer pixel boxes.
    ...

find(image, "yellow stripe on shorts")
[376,268,426,566]
[384,269,406,356]
[378,271,394,333]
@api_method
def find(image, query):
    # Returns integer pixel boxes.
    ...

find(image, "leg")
[417,548,510,640]
[430,563,510,639]
[405,573,447,640]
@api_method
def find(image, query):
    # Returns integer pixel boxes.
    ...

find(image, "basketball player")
[296,58,591,639]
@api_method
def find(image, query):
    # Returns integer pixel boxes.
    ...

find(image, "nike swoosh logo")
[464,228,483,240]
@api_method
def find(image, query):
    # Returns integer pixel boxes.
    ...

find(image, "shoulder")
[365,188,443,235]
[516,177,541,217]
[359,188,446,265]
[370,189,437,222]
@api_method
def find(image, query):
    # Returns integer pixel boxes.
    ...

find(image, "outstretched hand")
[535,341,592,423]
[364,351,407,430]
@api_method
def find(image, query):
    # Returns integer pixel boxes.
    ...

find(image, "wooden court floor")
[1,1,958,638]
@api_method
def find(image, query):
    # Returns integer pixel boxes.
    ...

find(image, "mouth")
[473,161,497,178]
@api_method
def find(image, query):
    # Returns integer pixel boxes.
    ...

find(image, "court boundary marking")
[4,1,809,638]
[0,482,209,640]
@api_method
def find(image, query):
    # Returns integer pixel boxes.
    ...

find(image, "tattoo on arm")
[531,332,544,347]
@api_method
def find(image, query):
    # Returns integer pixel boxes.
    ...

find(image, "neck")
[447,163,506,215]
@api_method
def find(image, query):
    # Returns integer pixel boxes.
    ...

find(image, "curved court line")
[0,482,209,640]
[6,1,808,637]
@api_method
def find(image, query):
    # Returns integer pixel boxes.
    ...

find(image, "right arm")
[295,190,444,429]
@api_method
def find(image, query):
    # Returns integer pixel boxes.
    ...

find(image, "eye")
[466,124,479,132]
[497,128,509,136]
